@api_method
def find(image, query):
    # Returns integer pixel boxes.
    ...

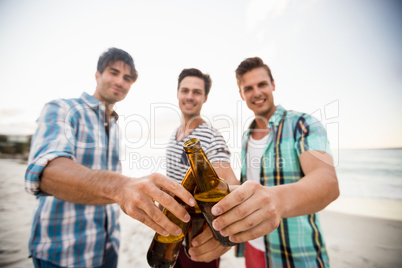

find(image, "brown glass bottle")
[183,138,236,247]
[184,203,206,258]
[147,169,196,268]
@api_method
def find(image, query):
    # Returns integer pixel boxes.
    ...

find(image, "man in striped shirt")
[210,57,340,267]
[25,48,196,268]
[166,68,239,267]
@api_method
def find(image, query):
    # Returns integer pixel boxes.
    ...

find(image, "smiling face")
[239,67,276,120]
[177,76,208,120]
[94,60,136,107]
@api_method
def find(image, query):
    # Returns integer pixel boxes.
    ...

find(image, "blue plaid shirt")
[236,105,332,268]
[25,92,121,267]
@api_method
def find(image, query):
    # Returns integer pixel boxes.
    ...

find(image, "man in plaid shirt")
[210,57,340,267]
[25,48,195,268]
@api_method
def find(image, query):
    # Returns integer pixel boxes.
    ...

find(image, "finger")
[228,184,240,192]
[154,173,196,207]
[191,226,214,247]
[211,181,258,216]
[218,206,267,238]
[212,196,259,232]
[128,181,184,235]
[124,207,171,237]
[228,220,277,244]
[145,180,191,224]
[136,190,184,236]
[191,244,231,262]
[188,237,220,260]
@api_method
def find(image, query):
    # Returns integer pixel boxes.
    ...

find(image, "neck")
[104,102,115,123]
[93,91,115,122]
[254,105,277,130]
[177,115,204,140]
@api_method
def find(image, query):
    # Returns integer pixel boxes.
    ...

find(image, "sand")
[1,158,401,268]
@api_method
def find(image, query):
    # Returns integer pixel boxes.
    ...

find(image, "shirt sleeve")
[294,114,332,157]
[205,129,231,163]
[25,100,76,195]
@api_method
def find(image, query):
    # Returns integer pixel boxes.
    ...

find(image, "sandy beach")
[1,158,401,268]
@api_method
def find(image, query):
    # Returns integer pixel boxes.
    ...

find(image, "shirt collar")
[80,92,119,120]
[247,105,285,131]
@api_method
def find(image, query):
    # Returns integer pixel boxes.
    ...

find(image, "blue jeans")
[32,247,118,268]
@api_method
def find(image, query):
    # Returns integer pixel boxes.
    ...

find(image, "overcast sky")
[0,0,401,151]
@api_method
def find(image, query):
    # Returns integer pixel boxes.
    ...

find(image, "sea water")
[336,148,402,200]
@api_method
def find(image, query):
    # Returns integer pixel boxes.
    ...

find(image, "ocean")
[336,148,402,200]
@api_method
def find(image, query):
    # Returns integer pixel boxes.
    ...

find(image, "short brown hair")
[178,68,212,97]
[235,57,274,87]
[97,47,138,81]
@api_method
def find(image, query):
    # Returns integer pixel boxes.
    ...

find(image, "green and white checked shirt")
[236,105,332,268]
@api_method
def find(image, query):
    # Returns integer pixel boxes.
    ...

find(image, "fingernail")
[212,220,220,231]
[175,229,182,236]
[229,236,235,243]
[184,213,190,222]
[212,206,221,215]
[188,249,194,257]
[220,229,226,236]
[162,231,169,237]
[189,197,196,206]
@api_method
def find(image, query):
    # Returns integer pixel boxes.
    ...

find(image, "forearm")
[212,161,240,186]
[41,157,129,205]
[275,166,339,218]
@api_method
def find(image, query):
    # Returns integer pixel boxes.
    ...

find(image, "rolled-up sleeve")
[294,114,332,157]
[25,100,76,195]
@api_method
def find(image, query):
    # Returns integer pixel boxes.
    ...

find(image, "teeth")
[254,100,264,104]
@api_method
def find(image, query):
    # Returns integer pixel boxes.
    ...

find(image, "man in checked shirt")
[210,57,340,268]
[25,47,196,268]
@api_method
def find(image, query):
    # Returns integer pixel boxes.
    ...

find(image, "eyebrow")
[109,67,135,80]
[108,67,120,73]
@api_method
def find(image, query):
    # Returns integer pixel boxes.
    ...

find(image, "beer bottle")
[147,169,196,268]
[183,138,236,247]
[184,203,206,258]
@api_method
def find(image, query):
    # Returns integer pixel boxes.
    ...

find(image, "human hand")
[188,226,231,262]
[118,173,196,237]
[211,180,282,243]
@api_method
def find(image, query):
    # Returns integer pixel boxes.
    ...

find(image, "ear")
[203,94,208,103]
[95,71,101,82]
[239,89,245,101]
[272,80,276,91]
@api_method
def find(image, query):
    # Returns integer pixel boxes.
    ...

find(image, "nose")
[253,87,262,98]
[114,75,124,86]
[185,92,194,100]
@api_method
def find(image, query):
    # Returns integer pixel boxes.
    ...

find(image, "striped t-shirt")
[166,122,231,183]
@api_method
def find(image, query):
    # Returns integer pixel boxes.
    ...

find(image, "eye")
[124,76,133,82]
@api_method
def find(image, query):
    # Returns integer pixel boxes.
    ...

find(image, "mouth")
[253,99,265,105]
[183,101,196,107]
[111,86,123,94]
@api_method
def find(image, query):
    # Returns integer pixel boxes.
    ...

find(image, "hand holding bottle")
[187,225,232,262]
[210,180,282,244]
[118,172,196,237]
